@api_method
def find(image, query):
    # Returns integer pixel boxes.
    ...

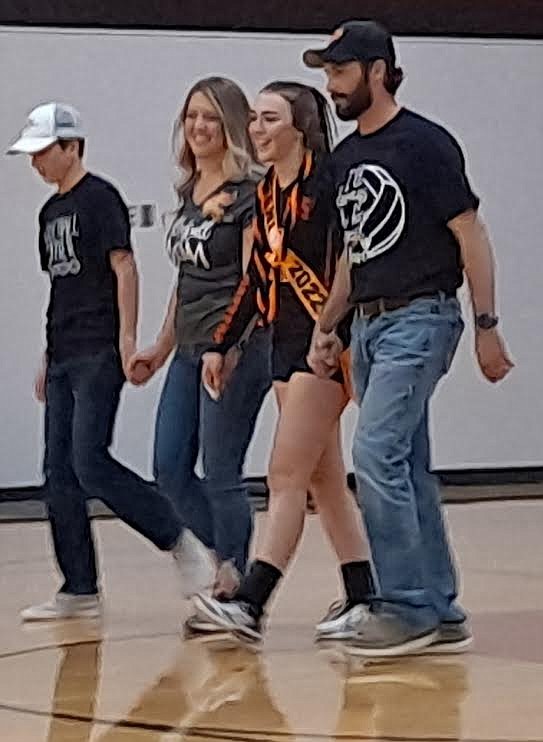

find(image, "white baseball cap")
[7,102,85,155]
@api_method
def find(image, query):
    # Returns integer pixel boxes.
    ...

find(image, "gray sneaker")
[420,621,473,654]
[345,611,438,657]
[21,593,101,622]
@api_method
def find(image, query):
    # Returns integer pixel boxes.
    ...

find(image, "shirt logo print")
[336,164,406,265]
[43,214,81,277]
[166,215,215,270]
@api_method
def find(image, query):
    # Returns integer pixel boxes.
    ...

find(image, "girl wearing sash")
[128,78,272,600]
[192,82,373,643]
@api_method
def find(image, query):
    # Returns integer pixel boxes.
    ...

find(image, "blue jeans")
[44,348,183,596]
[350,295,465,630]
[154,327,272,574]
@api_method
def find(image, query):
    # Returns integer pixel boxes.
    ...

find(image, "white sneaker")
[315,600,370,642]
[172,529,216,598]
[193,594,263,643]
[21,593,101,622]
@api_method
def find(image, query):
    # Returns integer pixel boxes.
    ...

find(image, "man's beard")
[333,80,373,121]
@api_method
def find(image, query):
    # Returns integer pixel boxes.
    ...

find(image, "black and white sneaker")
[183,613,230,641]
[315,600,370,642]
[193,594,263,644]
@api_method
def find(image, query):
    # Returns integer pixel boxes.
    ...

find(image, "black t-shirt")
[330,108,480,303]
[38,173,131,362]
[165,178,256,348]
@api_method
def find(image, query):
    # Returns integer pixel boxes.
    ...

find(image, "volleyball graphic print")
[336,163,406,265]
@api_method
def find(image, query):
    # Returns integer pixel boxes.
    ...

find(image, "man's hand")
[126,343,169,386]
[475,328,514,383]
[307,325,343,378]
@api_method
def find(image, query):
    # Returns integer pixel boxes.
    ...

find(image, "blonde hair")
[172,77,258,201]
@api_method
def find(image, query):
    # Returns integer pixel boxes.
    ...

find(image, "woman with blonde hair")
[192,82,373,643]
[129,77,272,599]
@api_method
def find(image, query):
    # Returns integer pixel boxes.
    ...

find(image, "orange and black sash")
[258,150,352,397]
[214,153,352,397]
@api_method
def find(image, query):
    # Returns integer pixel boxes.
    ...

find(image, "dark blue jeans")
[154,327,272,574]
[44,348,183,595]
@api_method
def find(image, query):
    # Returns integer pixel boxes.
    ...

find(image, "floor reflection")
[42,632,470,742]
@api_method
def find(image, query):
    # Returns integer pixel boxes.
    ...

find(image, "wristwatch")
[475,313,499,330]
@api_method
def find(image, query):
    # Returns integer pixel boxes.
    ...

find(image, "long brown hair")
[259,81,337,153]
[172,76,258,200]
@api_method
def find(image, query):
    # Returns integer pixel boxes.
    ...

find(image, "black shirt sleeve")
[424,129,480,224]
[98,185,132,255]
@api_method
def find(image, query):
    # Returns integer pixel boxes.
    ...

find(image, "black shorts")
[272,334,344,385]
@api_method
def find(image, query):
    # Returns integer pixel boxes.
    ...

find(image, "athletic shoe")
[315,600,370,641]
[419,621,473,654]
[21,593,101,622]
[345,611,438,657]
[193,594,263,643]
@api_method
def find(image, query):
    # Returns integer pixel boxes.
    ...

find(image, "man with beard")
[305,21,513,656]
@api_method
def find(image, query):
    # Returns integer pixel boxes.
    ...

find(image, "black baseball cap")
[303,20,396,69]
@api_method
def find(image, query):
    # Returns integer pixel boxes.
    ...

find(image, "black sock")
[341,561,374,605]
[235,560,283,616]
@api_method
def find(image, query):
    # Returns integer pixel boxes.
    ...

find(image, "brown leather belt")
[358,291,455,319]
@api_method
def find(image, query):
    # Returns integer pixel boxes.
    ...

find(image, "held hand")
[307,325,343,378]
[126,343,167,386]
[201,352,225,399]
[475,328,514,383]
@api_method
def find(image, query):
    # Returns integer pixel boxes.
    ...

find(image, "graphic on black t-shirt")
[330,109,479,302]
[165,178,257,348]
[336,163,406,265]
[38,172,132,362]
[42,214,81,277]
[166,209,214,270]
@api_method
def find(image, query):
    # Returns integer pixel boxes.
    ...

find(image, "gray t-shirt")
[165,178,256,349]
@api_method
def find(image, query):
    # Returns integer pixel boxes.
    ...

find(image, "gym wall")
[0,20,541,487]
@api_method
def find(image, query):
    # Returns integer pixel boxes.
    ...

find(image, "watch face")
[477,314,498,329]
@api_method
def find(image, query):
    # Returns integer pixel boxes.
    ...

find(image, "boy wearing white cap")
[8,103,215,621]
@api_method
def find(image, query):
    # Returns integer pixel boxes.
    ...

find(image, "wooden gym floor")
[0,500,542,741]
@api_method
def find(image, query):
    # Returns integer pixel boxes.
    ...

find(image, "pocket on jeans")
[379,312,462,374]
